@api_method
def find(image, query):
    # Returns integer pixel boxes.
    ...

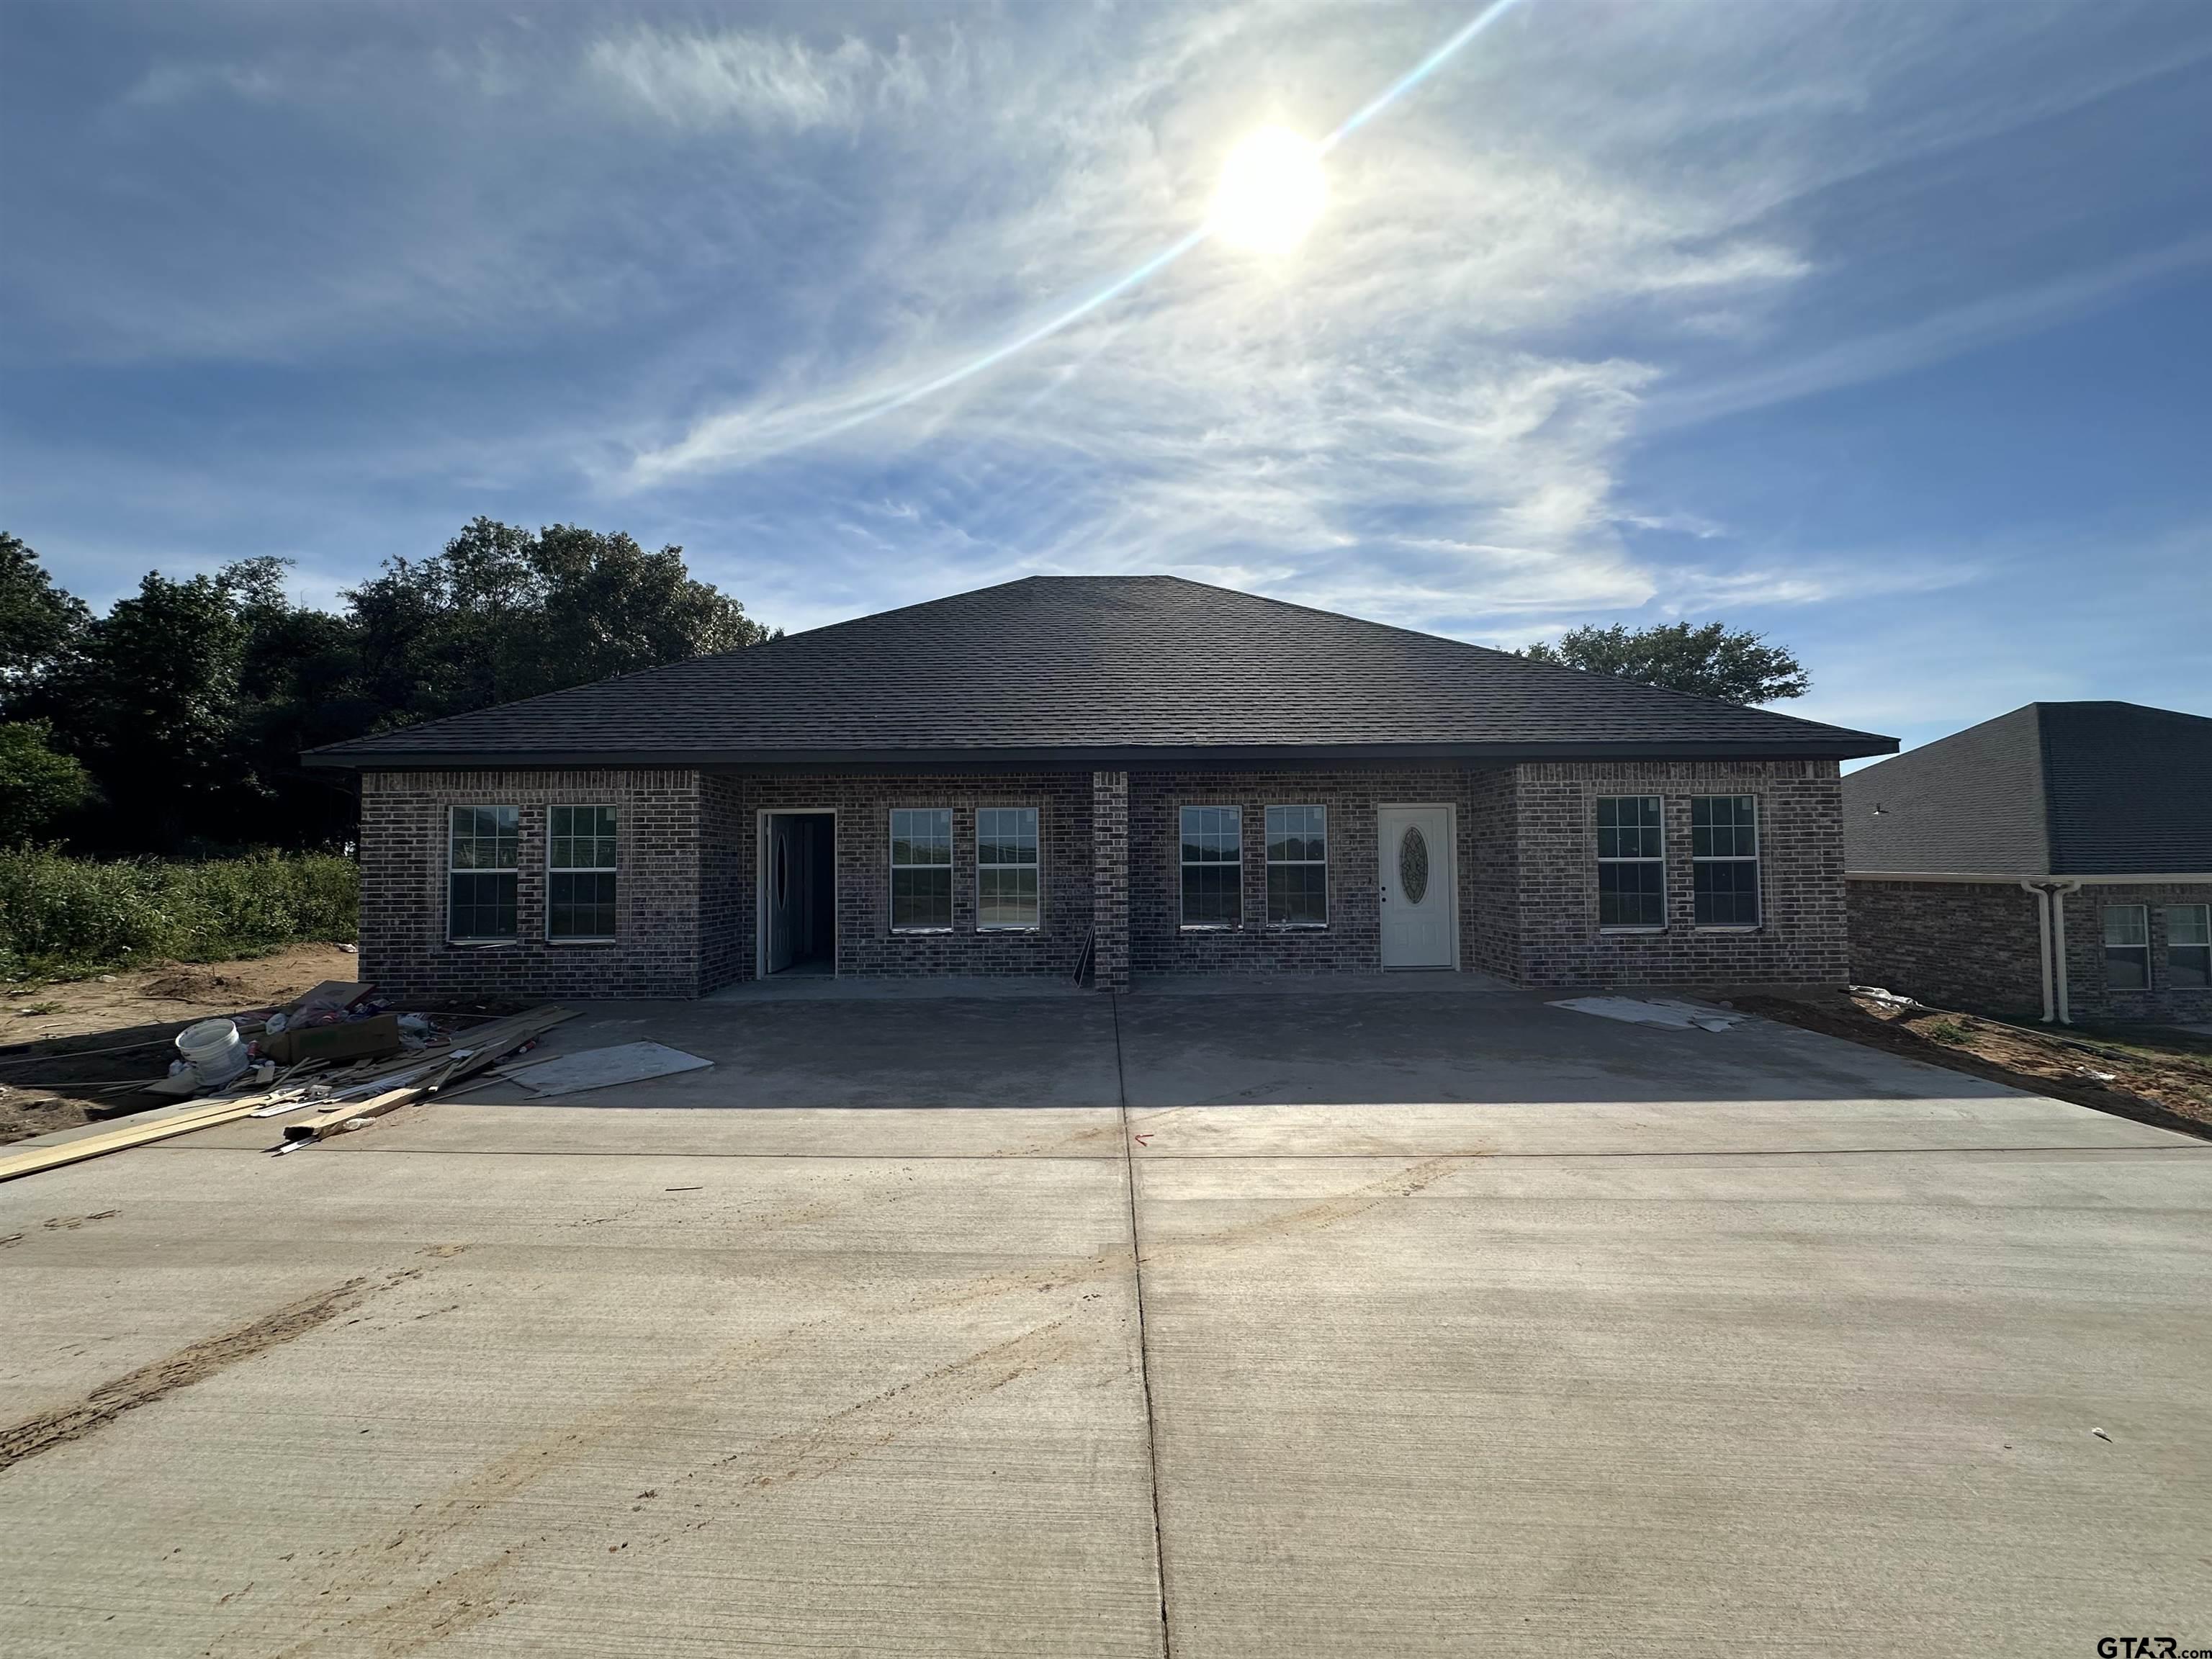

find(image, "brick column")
[1091,769,1130,991]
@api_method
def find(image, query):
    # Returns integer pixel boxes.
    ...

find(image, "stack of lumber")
[282,1006,576,1142]
[0,1005,577,1182]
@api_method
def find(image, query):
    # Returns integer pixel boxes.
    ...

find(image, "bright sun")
[1212,127,1326,256]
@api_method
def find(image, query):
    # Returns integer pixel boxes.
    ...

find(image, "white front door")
[1377,805,1455,968]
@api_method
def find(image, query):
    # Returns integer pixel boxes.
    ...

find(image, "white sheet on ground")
[493,1041,714,1097]
[1548,997,1742,1031]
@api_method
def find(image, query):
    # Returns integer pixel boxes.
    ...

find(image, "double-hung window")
[1596,796,1664,929]
[977,807,1040,931]
[890,808,953,932]
[2103,904,2149,989]
[1691,796,1761,927]
[1180,806,1242,927]
[448,806,519,942]
[1264,805,1328,927]
[548,806,618,940]
[2167,904,2211,989]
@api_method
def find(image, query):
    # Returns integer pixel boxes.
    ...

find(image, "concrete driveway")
[4,978,2208,1657]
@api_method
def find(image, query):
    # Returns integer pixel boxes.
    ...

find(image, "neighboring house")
[1843,702,2212,1025]
[305,576,1894,1001]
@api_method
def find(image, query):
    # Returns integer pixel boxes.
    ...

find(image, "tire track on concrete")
[240,1313,1092,1659]
[0,1261,444,1473]
[204,1152,1461,1655]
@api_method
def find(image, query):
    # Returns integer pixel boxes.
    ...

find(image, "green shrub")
[0,721,96,841]
[0,848,358,979]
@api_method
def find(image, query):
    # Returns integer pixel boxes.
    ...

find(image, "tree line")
[0,521,774,855]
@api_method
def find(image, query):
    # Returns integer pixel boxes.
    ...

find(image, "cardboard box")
[261,1014,403,1067]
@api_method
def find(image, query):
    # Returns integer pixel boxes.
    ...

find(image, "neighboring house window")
[449,806,518,941]
[1596,796,1664,929]
[976,807,1040,931]
[2167,904,2211,989]
[890,808,953,932]
[1180,805,1242,927]
[548,806,617,940]
[2103,904,2149,989]
[1691,796,1761,927]
[1264,805,1328,927]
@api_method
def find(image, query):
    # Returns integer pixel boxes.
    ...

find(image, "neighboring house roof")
[1841,701,2212,876]
[305,575,1895,770]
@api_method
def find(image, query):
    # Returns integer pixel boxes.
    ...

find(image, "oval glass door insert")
[1398,826,1430,904]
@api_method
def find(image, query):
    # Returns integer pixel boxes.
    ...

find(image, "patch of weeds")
[1923,1018,1973,1046]
[17,1000,62,1017]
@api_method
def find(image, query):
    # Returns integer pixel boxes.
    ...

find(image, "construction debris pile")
[0,993,577,1183]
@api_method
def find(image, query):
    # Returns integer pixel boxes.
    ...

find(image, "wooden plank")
[0,1096,274,1183]
[284,1079,439,1142]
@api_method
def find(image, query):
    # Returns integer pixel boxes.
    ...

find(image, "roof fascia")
[1848,869,2212,884]
[307,736,1897,773]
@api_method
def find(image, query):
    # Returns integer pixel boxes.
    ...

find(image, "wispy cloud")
[604,3,1840,629]
[10,0,2211,754]
[585,26,934,131]
[1647,232,2212,428]
[119,59,285,107]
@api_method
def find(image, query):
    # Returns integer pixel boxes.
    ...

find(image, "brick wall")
[1848,878,2046,1017]
[1465,768,1519,979]
[1506,760,1849,989]
[359,769,706,1002]
[2059,881,2212,1024]
[359,757,1853,999]
[697,773,748,992]
[1126,768,1482,974]
[731,771,1093,980]
[1092,771,1130,991]
[1848,878,2212,1024]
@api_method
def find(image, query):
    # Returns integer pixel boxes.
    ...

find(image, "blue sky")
[4,0,2208,754]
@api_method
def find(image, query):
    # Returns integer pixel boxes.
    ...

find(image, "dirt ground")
[1735,988,2212,1141]
[0,944,360,1146]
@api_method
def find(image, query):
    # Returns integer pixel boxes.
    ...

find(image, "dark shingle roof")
[306,575,1894,769]
[1843,701,2212,875]
[2041,703,2212,873]
[1840,706,2051,873]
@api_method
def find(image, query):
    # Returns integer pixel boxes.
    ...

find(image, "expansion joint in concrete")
[1112,989,1174,1658]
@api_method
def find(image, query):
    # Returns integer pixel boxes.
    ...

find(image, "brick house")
[305,577,1895,1001]
[1843,701,2212,1025]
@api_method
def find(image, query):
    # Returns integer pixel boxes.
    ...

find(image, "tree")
[8,521,773,853]
[1519,621,1808,705]
[345,518,773,724]
[49,567,265,850]
[0,721,96,842]
[0,533,89,710]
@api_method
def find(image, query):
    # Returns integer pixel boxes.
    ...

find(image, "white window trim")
[889,806,956,935]
[1264,804,1329,930]
[2103,902,2151,989]
[545,804,619,943]
[1179,803,1244,930]
[2164,902,2211,988]
[1596,794,1667,935]
[446,804,520,945]
[1691,795,1763,932]
[976,805,1042,933]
